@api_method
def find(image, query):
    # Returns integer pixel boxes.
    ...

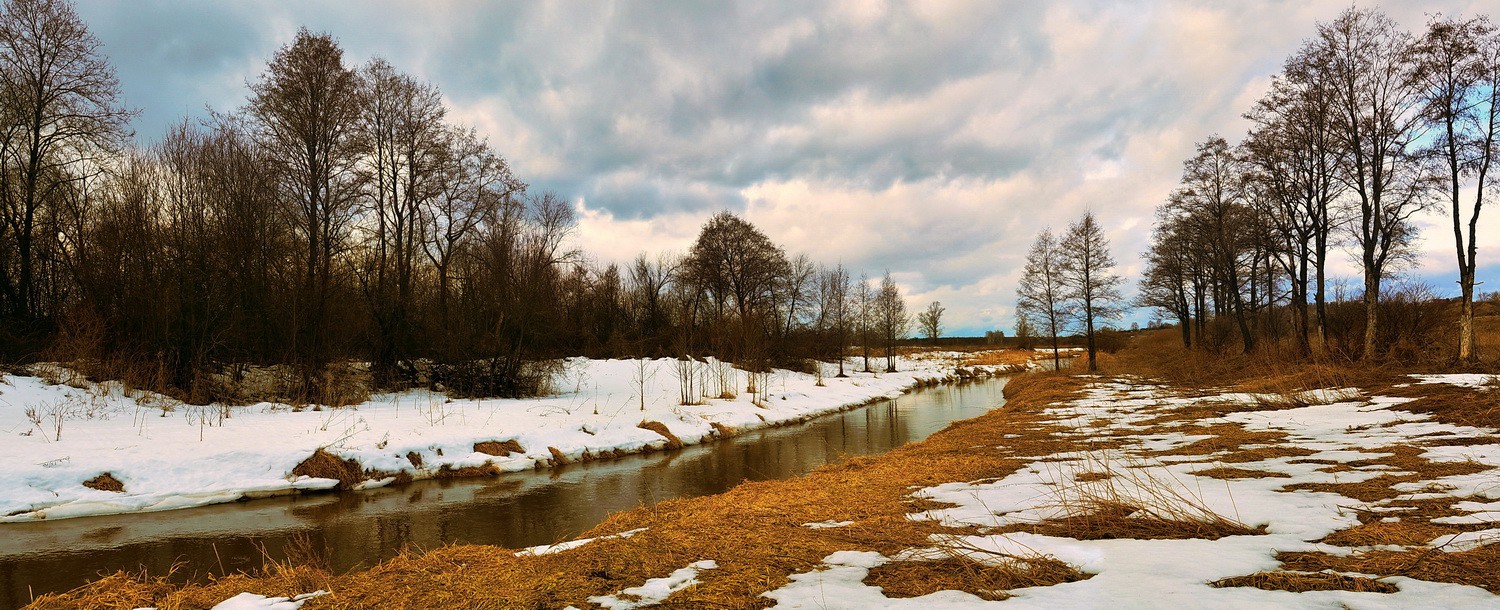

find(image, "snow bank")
[0,354,1021,522]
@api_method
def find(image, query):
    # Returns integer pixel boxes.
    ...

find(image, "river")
[0,377,1009,608]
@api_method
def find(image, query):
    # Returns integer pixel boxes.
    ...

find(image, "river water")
[0,378,1009,608]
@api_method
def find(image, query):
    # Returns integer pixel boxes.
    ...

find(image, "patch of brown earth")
[474,439,524,456]
[82,473,124,492]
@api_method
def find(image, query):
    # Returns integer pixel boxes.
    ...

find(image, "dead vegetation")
[1279,445,1490,503]
[1210,570,1397,593]
[637,420,684,450]
[81,472,124,492]
[1187,467,1291,480]
[864,552,1089,601]
[998,499,1264,541]
[1279,544,1500,594]
[473,439,524,456]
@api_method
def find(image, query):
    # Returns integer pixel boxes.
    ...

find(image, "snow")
[515,528,647,557]
[587,560,718,609]
[1412,374,1499,388]
[0,354,1022,522]
[756,375,1500,608]
[205,591,327,610]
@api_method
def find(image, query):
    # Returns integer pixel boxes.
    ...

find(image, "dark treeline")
[0,0,916,402]
[1140,7,1498,364]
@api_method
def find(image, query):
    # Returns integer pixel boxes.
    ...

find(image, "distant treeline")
[1138,8,1499,364]
[0,0,934,401]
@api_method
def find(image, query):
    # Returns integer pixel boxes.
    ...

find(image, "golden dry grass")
[1210,570,1397,593]
[1279,445,1490,503]
[996,499,1265,541]
[864,553,1089,601]
[81,472,125,492]
[1187,467,1291,480]
[959,349,1035,368]
[472,439,524,456]
[1318,520,1460,548]
[1279,544,1500,593]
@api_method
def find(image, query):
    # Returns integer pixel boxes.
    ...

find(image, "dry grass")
[473,439,524,456]
[81,472,124,492]
[1374,382,1500,429]
[1280,445,1490,503]
[997,499,1264,541]
[959,349,1035,368]
[27,552,333,610]
[1153,423,1290,458]
[1279,544,1500,593]
[289,449,366,490]
[637,420,683,450]
[1318,520,1460,548]
[864,552,1088,601]
[1187,467,1291,480]
[289,448,416,489]
[1210,570,1397,593]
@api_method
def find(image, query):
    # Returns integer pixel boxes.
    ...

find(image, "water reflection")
[0,379,1007,608]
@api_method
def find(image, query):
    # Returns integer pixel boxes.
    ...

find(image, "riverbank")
[0,351,1030,524]
[28,346,1500,608]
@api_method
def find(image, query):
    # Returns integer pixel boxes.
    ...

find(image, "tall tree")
[1245,49,1345,356]
[874,271,909,372]
[1059,212,1124,371]
[1016,229,1072,369]
[815,263,852,376]
[1319,8,1430,359]
[247,28,363,379]
[0,0,132,323]
[1411,14,1500,362]
[1169,137,1258,353]
[354,57,448,381]
[684,211,789,361]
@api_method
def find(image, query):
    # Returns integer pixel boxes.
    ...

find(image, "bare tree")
[917,301,944,342]
[874,271,909,372]
[353,57,449,382]
[855,272,874,372]
[684,212,789,365]
[1244,49,1346,356]
[1318,8,1431,359]
[247,28,363,379]
[1018,229,1072,368]
[0,0,133,322]
[1059,212,1124,371]
[815,263,852,376]
[1169,137,1258,353]
[1411,14,1500,362]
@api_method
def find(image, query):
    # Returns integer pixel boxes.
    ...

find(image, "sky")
[75,0,1500,336]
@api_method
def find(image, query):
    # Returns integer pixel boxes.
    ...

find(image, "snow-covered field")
[0,353,1022,523]
[760,374,1500,608]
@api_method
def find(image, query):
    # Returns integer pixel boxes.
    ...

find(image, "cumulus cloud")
[77,0,1500,334]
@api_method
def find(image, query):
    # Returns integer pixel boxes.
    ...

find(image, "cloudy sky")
[78,0,1500,335]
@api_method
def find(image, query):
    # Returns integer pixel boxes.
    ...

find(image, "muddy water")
[0,378,1009,608]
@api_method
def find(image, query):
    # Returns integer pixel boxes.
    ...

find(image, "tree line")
[0,0,926,402]
[1139,7,1497,363]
